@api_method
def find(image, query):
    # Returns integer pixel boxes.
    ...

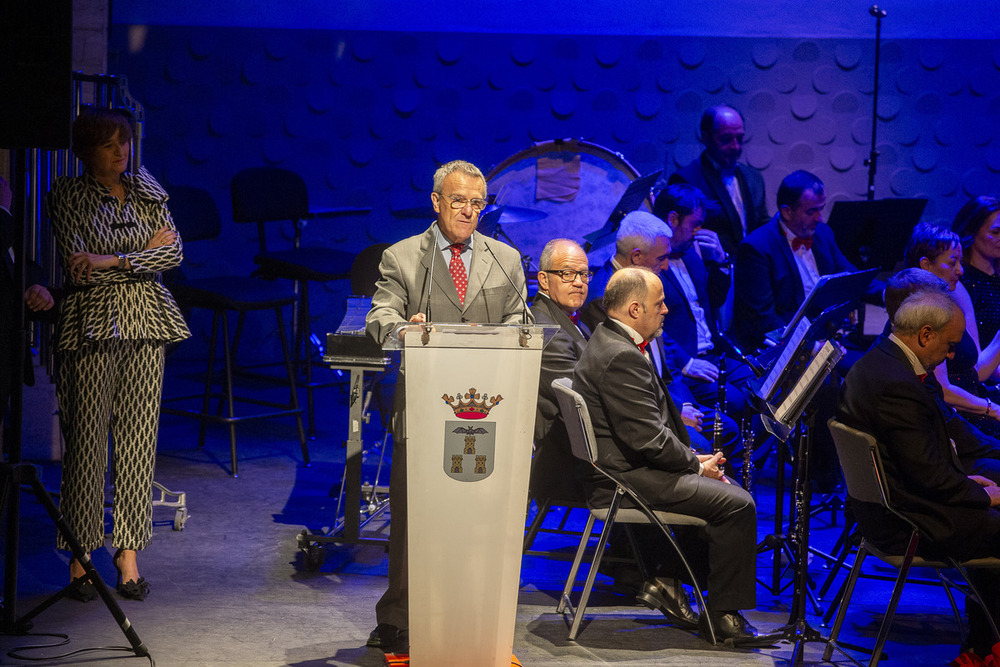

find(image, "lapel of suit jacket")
[662,266,693,323]
[875,336,965,471]
[701,152,742,243]
[684,250,719,338]
[538,293,589,343]
[768,218,806,305]
[418,224,463,312]
[603,320,689,444]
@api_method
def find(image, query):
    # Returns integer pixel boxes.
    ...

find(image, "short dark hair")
[698,105,744,143]
[71,106,134,164]
[776,170,824,210]
[951,195,1000,259]
[884,267,949,321]
[604,267,650,314]
[653,183,708,221]
[903,222,960,269]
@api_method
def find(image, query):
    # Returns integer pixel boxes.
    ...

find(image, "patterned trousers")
[57,339,164,553]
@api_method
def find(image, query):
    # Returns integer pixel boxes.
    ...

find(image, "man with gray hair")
[365,159,531,654]
[582,210,738,457]
[575,267,759,643]
[838,289,1000,657]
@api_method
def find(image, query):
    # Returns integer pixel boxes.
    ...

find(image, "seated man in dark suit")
[653,183,754,421]
[582,210,738,455]
[667,105,768,257]
[883,268,1000,485]
[530,238,592,503]
[838,289,1000,657]
[734,170,856,352]
[575,267,759,643]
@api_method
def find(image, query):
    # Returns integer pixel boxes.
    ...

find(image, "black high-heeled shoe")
[112,549,150,601]
[68,559,97,602]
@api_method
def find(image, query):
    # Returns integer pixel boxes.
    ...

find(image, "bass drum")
[485,139,651,270]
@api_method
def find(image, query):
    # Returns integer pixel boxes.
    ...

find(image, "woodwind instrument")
[713,356,726,475]
[741,410,755,493]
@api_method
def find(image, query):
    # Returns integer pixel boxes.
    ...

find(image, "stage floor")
[0,360,973,666]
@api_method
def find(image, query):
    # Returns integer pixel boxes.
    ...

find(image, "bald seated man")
[573,266,759,644]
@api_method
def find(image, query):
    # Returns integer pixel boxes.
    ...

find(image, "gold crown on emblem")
[442,387,503,420]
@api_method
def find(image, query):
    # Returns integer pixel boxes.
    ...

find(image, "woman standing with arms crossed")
[49,107,189,601]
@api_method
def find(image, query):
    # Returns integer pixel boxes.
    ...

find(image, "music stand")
[477,204,534,273]
[583,169,662,252]
[746,310,861,662]
[828,198,927,271]
[764,268,879,349]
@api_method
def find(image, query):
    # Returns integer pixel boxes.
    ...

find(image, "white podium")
[401,323,547,666]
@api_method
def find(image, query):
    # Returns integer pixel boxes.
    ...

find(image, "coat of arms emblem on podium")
[441,387,502,481]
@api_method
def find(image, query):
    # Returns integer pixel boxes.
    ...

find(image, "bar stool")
[162,185,308,477]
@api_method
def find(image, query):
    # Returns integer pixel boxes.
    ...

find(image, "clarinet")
[741,410,755,493]
[713,356,726,476]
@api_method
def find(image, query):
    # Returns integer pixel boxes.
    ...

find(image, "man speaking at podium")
[365,159,531,654]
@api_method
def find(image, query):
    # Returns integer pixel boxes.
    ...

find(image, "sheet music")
[759,317,811,400]
[774,340,842,424]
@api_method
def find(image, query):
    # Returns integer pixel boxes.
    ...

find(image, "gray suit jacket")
[366,223,532,345]
[574,319,700,506]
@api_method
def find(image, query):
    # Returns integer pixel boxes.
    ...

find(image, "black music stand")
[477,204,534,273]
[583,169,662,252]
[828,198,927,271]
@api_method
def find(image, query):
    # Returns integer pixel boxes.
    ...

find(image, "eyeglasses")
[542,269,593,284]
[440,194,488,211]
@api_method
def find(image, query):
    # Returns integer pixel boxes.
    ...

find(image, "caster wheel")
[173,508,189,531]
[304,544,325,570]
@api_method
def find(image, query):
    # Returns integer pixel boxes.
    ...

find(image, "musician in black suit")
[582,211,738,455]
[733,170,856,351]
[574,267,758,643]
[838,289,1000,657]
[530,238,592,502]
[667,105,768,256]
[653,183,754,420]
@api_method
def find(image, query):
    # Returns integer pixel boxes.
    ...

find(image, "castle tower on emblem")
[441,388,502,481]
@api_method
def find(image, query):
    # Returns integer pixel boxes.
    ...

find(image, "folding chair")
[550,378,715,642]
[824,419,1000,665]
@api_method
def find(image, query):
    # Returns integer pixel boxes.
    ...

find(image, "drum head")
[485,139,650,269]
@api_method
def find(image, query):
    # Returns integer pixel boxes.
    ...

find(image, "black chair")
[824,419,1000,665]
[550,378,714,642]
[162,185,308,477]
[230,167,369,437]
[349,242,390,298]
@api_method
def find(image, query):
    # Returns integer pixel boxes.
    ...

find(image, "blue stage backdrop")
[107,11,1000,352]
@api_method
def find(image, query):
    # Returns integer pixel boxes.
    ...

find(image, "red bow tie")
[791,236,813,251]
[637,340,649,353]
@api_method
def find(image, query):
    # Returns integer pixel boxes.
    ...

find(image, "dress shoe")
[366,624,409,653]
[699,610,758,644]
[636,578,699,630]
[67,580,97,602]
[113,549,149,601]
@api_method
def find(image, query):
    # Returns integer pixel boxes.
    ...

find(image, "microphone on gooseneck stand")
[482,240,530,325]
[424,224,439,323]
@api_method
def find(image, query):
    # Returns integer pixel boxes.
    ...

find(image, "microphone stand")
[865,5,887,201]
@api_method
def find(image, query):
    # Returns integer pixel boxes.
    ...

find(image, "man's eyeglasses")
[542,269,593,284]
[441,194,488,211]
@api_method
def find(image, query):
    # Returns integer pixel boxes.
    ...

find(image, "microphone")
[719,332,767,379]
[868,5,886,18]
[482,240,530,325]
[423,224,439,323]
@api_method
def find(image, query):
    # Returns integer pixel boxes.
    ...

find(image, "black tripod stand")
[0,462,149,660]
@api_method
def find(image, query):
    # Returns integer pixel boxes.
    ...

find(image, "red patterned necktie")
[569,312,580,325]
[791,236,813,251]
[448,243,467,305]
[637,340,649,353]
